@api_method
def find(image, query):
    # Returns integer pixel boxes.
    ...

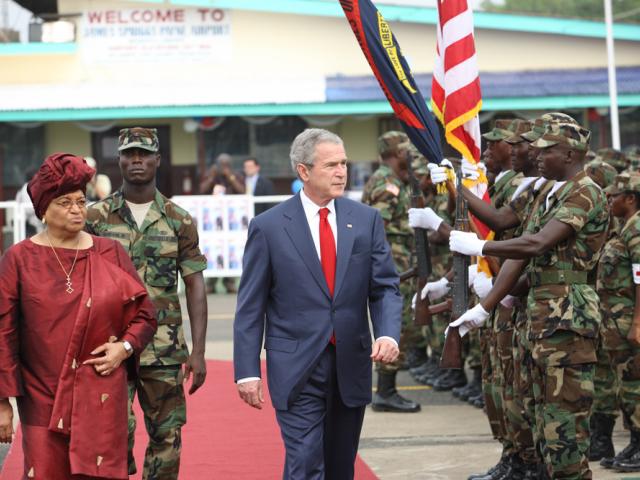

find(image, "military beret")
[119,127,159,153]
[504,119,533,144]
[482,119,513,142]
[604,171,640,195]
[377,131,409,157]
[595,147,628,173]
[531,122,591,151]
[520,113,579,143]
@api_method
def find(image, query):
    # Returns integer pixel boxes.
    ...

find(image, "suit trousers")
[275,344,366,480]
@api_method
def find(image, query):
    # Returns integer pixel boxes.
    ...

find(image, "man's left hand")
[371,338,399,364]
[184,353,207,395]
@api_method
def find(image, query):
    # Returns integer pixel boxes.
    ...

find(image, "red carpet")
[1,360,378,479]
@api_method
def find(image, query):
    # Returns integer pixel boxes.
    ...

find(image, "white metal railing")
[0,201,28,246]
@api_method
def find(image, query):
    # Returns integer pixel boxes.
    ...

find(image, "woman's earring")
[42,218,46,225]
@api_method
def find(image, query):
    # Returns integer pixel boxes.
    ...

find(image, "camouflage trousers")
[594,317,640,431]
[511,320,540,465]
[128,365,187,480]
[378,280,426,372]
[592,338,617,417]
[466,328,482,369]
[480,327,512,452]
[530,331,596,480]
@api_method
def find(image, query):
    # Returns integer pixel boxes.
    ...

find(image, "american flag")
[432,0,492,242]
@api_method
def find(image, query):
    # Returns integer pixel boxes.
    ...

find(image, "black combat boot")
[469,391,485,408]
[588,413,616,461]
[421,366,447,386]
[401,347,429,370]
[457,366,481,401]
[371,371,421,413]
[603,429,640,468]
[409,354,437,379]
[468,452,511,480]
[610,429,640,471]
[433,369,467,391]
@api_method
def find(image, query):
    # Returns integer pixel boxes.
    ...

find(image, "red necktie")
[319,208,336,344]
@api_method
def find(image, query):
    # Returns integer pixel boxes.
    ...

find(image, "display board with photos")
[171,195,253,277]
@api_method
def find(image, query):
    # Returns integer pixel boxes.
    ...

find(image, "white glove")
[449,230,486,257]
[420,277,450,302]
[500,295,517,309]
[467,264,478,288]
[447,304,490,337]
[408,207,443,231]
[427,159,453,184]
[472,272,493,299]
[461,158,480,181]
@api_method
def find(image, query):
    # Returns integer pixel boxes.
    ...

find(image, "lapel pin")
[347,224,353,228]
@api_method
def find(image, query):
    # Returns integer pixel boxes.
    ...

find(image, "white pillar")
[604,0,621,149]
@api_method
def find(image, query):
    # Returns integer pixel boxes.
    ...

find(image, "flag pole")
[604,0,621,149]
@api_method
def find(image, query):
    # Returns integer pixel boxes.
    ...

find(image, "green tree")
[481,0,640,23]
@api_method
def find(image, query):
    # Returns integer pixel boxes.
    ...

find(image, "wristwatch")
[122,340,133,357]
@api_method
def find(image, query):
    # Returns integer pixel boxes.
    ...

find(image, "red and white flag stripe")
[432,0,494,249]
[431,0,482,164]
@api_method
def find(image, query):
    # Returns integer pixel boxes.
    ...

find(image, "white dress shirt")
[299,188,337,258]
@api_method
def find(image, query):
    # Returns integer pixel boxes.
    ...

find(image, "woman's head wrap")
[27,153,96,219]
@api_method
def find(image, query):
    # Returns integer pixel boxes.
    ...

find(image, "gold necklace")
[45,231,81,294]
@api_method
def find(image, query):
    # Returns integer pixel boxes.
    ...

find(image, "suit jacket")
[233,193,402,410]
[253,175,276,215]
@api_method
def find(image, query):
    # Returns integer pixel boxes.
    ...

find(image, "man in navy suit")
[234,128,402,479]
[243,156,276,215]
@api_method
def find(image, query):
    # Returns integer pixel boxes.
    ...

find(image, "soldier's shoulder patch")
[385,183,400,197]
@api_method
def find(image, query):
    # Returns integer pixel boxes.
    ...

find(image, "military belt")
[530,270,588,286]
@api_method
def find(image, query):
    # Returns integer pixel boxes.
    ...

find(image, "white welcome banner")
[80,8,232,63]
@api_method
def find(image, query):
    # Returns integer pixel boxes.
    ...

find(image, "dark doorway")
[91,125,173,197]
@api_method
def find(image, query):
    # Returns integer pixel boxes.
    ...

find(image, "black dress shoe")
[371,392,421,413]
[433,369,467,391]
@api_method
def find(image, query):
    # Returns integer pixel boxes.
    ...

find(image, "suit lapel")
[333,198,355,299]
[283,195,331,299]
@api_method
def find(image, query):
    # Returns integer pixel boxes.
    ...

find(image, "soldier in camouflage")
[361,131,421,413]
[449,121,609,479]
[625,146,640,173]
[86,127,208,480]
[596,147,629,174]
[593,172,640,472]
[408,156,456,387]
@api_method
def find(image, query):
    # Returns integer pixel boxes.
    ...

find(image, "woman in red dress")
[0,153,157,479]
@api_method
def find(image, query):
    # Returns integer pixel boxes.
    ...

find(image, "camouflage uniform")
[584,160,620,427]
[422,183,453,358]
[479,119,523,454]
[596,174,640,433]
[362,133,422,372]
[625,146,640,173]
[86,129,207,480]
[522,123,609,479]
[502,114,579,468]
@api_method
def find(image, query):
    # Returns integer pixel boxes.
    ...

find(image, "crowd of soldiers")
[361,116,640,479]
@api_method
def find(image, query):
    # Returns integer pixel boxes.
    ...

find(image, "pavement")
[3,292,640,479]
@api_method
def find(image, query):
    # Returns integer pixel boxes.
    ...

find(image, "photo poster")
[171,195,254,277]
